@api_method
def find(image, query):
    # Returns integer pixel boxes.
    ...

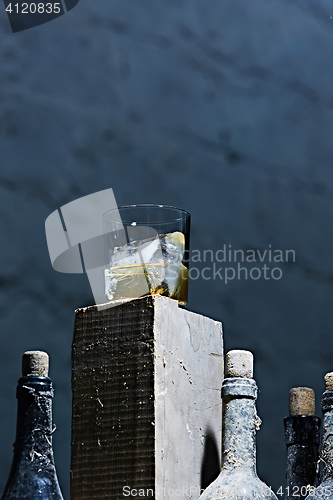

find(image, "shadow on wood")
[200,427,220,492]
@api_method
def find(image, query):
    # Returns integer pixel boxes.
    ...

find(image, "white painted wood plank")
[154,296,223,500]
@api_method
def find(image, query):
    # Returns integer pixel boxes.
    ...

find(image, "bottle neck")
[284,415,321,498]
[284,416,321,448]
[321,391,333,480]
[221,378,259,475]
[1,375,64,500]
[14,376,54,461]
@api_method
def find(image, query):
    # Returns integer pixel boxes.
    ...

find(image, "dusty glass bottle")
[284,387,321,500]
[199,350,278,500]
[1,351,64,500]
[305,373,333,500]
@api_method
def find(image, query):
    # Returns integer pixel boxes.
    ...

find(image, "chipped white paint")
[186,423,194,441]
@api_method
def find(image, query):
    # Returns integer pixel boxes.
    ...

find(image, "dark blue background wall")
[1,0,333,497]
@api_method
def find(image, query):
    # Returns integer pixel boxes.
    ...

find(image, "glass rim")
[103,204,191,224]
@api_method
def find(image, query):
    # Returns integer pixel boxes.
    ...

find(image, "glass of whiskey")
[103,205,190,308]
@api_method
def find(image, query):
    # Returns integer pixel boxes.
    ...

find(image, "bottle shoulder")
[305,479,333,500]
[199,470,278,500]
[1,472,64,500]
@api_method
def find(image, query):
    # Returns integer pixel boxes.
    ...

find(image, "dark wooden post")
[71,296,223,500]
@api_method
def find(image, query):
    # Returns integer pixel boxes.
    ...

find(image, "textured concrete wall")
[1,0,333,497]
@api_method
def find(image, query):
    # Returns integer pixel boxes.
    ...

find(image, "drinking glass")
[103,205,190,308]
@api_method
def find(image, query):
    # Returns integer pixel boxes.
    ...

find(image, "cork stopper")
[324,373,333,391]
[289,387,315,416]
[22,351,49,377]
[225,350,253,378]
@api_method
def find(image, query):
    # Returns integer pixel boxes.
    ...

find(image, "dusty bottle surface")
[284,387,321,500]
[199,350,278,500]
[1,351,64,500]
[305,373,333,500]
